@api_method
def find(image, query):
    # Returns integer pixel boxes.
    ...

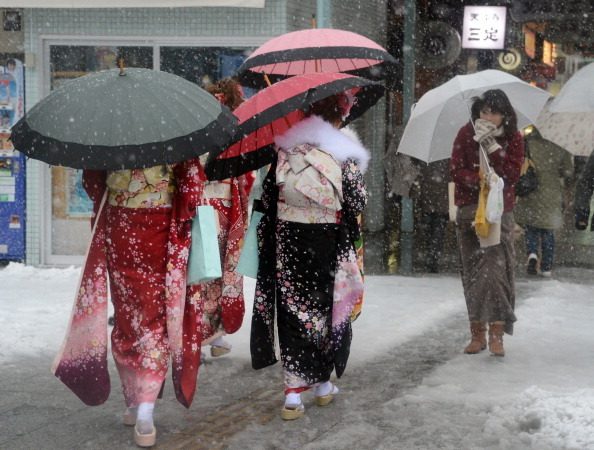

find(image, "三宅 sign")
[462,6,507,50]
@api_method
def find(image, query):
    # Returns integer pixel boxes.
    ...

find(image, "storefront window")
[50,45,153,89]
[46,43,252,260]
[160,46,248,86]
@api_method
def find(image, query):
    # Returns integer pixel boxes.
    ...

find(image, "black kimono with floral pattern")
[250,155,367,390]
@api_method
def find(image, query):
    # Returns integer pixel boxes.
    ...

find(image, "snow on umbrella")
[537,62,594,156]
[10,68,237,170]
[396,69,551,163]
[237,28,397,88]
[205,72,384,181]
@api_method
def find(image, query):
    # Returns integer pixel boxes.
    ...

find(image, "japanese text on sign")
[462,6,507,50]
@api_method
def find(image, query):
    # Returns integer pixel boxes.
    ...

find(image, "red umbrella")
[205,72,384,180]
[238,28,397,88]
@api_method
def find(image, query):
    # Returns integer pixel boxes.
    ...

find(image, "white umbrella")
[536,109,593,157]
[397,69,551,163]
[548,62,594,113]
[536,62,594,156]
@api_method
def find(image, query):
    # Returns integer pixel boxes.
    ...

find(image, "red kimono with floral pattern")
[51,160,247,408]
[196,175,251,345]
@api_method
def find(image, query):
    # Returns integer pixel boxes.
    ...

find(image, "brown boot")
[488,322,505,357]
[464,321,487,354]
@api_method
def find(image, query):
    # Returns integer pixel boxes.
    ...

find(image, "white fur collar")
[275,115,370,173]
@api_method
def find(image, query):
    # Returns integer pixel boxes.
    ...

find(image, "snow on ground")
[379,277,594,449]
[2,263,594,449]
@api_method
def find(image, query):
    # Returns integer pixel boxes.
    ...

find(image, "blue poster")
[67,169,94,217]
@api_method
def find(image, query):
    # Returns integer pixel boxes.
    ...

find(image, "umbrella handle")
[262,72,272,87]
[479,142,494,176]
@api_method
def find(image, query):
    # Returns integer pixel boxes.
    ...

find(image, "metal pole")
[399,0,416,275]
[316,0,332,28]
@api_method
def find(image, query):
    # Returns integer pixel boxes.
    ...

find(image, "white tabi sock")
[285,392,302,407]
[136,402,154,434]
[211,336,231,348]
[315,381,338,397]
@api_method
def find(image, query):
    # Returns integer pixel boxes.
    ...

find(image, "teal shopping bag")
[187,205,222,285]
[236,210,264,279]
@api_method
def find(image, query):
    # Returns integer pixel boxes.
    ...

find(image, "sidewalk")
[0,270,467,449]
[0,313,469,450]
[2,267,593,449]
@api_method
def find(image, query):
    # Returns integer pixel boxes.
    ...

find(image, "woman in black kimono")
[250,94,369,420]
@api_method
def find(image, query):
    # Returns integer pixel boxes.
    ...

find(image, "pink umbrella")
[238,28,396,87]
[205,72,384,180]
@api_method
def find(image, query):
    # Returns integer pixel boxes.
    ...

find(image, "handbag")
[236,209,264,279]
[186,205,222,285]
[485,173,504,224]
[474,147,503,247]
[516,143,538,197]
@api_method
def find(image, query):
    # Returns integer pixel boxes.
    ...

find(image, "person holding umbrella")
[450,89,524,357]
[81,159,208,447]
[250,92,368,420]
[20,68,240,448]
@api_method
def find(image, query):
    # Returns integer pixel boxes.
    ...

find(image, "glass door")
[46,44,153,263]
[43,40,255,264]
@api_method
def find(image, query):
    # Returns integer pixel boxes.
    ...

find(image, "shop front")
[11,2,388,267]
[42,37,256,264]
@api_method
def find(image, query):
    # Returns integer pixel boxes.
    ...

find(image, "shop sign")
[462,5,507,50]
[0,0,265,7]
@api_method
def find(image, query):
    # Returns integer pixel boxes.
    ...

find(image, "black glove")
[575,208,590,230]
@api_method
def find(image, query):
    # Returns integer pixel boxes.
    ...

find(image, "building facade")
[1,0,388,266]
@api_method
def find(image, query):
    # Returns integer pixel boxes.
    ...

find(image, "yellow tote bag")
[474,177,490,238]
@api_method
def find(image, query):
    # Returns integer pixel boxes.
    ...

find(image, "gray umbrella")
[11,68,237,170]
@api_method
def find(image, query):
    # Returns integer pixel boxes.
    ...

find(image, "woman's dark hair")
[307,95,344,125]
[470,89,518,137]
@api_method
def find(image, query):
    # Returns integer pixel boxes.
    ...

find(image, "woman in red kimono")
[200,78,253,357]
[52,161,207,448]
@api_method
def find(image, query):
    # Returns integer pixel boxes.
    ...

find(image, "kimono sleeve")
[82,170,107,227]
[173,159,206,223]
[342,159,367,217]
